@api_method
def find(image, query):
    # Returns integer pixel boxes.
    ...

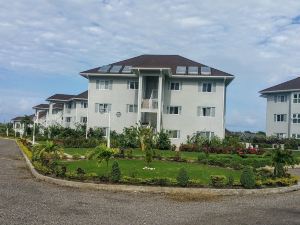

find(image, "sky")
[1,0,300,132]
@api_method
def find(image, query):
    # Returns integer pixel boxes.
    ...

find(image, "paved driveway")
[0,138,300,225]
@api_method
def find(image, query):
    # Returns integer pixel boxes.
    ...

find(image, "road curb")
[16,140,300,196]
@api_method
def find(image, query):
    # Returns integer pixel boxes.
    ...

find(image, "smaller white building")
[11,115,34,137]
[260,77,300,138]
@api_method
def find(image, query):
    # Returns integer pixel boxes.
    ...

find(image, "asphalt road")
[1,138,300,225]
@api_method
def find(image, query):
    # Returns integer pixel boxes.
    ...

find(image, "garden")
[16,124,299,189]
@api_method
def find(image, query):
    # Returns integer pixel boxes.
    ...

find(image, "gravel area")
[1,138,300,225]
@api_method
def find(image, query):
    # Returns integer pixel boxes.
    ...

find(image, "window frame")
[274,114,287,122]
[169,82,181,91]
[167,106,182,115]
[127,80,139,90]
[96,79,112,90]
[127,104,138,113]
[167,130,180,139]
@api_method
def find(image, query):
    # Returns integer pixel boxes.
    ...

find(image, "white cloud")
[1,0,300,130]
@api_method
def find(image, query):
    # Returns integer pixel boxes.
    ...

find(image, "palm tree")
[32,141,63,163]
[136,124,154,165]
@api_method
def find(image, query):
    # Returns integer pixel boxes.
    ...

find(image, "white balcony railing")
[141,99,158,109]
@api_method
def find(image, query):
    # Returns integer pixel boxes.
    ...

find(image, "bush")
[126,149,133,159]
[210,175,227,188]
[227,174,234,186]
[57,137,104,148]
[197,152,208,161]
[176,168,189,187]
[156,131,171,150]
[153,149,162,160]
[262,177,298,187]
[33,161,52,175]
[111,161,121,183]
[179,144,199,152]
[65,171,78,179]
[54,165,67,177]
[240,166,256,189]
[76,167,85,179]
[84,172,98,180]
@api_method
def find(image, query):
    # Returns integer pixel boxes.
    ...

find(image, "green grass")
[59,159,241,185]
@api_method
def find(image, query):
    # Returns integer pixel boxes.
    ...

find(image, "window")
[65,117,71,123]
[276,133,286,139]
[293,93,300,103]
[127,104,138,113]
[95,103,111,113]
[188,66,198,75]
[197,107,215,117]
[201,66,211,75]
[80,117,87,123]
[96,80,112,90]
[167,130,180,139]
[201,82,216,92]
[100,127,108,137]
[110,65,122,73]
[98,65,111,73]
[122,66,132,73]
[127,81,139,89]
[274,114,287,122]
[176,66,186,74]
[292,114,300,123]
[81,102,88,108]
[197,131,214,139]
[292,134,300,139]
[169,82,181,90]
[167,106,182,115]
[274,95,287,103]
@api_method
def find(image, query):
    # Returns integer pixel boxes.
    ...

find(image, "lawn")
[59,158,241,185]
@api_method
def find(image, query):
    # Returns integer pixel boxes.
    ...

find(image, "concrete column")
[157,71,163,132]
[137,71,143,124]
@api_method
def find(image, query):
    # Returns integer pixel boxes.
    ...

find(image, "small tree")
[136,124,154,165]
[272,149,297,178]
[176,168,189,187]
[240,166,255,189]
[156,130,171,150]
[111,161,121,182]
[87,144,115,169]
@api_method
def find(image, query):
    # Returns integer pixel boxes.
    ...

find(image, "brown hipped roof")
[74,91,88,100]
[80,54,234,77]
[11,114,35,122]
[32,104,49,110]
[260,77,300,93]
[46,94,75,101]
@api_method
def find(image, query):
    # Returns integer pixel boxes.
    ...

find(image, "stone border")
[15,140,300,196]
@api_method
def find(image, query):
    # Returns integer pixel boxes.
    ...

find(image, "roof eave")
[259,89,300,94]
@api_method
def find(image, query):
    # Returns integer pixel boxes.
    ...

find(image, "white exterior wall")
[163,77,226,145]
[265,92,300,138]
[63,100,88,128]
[47,102,63,126]
[87,74,228,145]
[87,76,138,132]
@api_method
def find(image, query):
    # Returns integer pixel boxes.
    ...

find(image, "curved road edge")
[15,139,300,196]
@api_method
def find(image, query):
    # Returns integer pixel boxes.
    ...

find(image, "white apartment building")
[45,91,88,128]
[80,55,234,145]
[260,77,300,139]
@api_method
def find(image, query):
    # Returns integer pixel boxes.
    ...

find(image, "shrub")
[176,168,189,187]
[210,175,227,188]
[153,149,162,160]
[173,151,181,161]
[126,149,133,159]
[33,161,52,175]
[54,165,66,177]
[262,177,298,187]
[227,174,234,186]
[85,172,98,180]
[111,161,121,183]
[197,152,208,161]
[179,144,199,152]
[76,168,85,179]
[156,130,171,150]
[65,171,78,179]
[72,153,81,160]
[240,166,256,189]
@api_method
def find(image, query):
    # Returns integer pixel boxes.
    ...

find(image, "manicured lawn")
[60,159,241,185]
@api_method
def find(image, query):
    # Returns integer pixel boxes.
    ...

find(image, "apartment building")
[11,115,34,136]
[80,55,234,145]
[46,91,88,128]
[260,77,300,139]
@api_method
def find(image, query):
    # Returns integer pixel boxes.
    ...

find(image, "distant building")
[260,77,300,138]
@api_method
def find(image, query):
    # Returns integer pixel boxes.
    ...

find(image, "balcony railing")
[141,99,158,109]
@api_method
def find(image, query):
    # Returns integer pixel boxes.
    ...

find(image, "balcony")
[141,99,158,110]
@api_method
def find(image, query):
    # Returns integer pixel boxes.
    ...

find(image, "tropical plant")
[32,140,64,165]
[87,144,115,169]
[271,149,297,178]
[21,115,33,137]
[136,124,154,165]
[155,130,171,150]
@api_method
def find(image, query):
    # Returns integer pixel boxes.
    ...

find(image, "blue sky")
[1,0,300,131]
